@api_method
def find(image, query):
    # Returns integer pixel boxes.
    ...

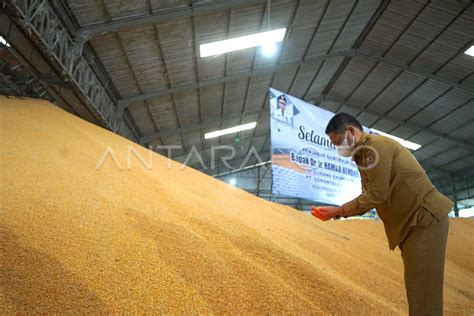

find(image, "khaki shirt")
[343,132,453,250]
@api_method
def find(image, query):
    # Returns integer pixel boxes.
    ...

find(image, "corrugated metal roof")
[5,0,473,188]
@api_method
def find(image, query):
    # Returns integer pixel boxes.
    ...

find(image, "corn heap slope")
[1,96,473,314]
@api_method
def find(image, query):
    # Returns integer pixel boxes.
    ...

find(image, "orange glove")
[311,206,344,221]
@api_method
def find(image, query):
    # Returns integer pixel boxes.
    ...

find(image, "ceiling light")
[464,45,474,57]
[205,122,257,139]
[260,42,278,58]
[0,36,10,47]
[370,128,422,151]
[229,179,236,186]
[200,28,286,58]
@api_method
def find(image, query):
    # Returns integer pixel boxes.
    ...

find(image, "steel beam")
[140,92,474,152]
[75,0,267,42]
[4,0,135,140]
[354,48,474,96]
[310,94,474,151]
[212,160,271,178]
[127,52,473,113]
[120,48,355,106]
[0,46,60,101]
[0,13,61,102]
[434,169,474,192]
[119,48,473,107]
[141,108,265,143]
[169,132,269,164]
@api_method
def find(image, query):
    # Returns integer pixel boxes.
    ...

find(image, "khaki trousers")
[399,208,449,316]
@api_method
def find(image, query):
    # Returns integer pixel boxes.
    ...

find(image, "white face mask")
[336,131,355,157]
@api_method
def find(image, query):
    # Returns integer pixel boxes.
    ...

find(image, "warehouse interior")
[1,0,473,214]
[1,0,474,313]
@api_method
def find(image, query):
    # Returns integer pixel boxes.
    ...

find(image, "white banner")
[269,87,362,205]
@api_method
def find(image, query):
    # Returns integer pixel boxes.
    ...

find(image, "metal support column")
[256,167,261,197]
[451,175,459,217]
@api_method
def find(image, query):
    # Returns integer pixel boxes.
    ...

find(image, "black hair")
[325,112,363,134]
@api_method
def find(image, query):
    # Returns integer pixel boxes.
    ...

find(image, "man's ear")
[346,126,356,135]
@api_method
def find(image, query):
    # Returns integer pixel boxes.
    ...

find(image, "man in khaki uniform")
[311,113,453,316]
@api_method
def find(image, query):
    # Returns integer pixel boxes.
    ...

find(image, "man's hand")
[311,206,344,221]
